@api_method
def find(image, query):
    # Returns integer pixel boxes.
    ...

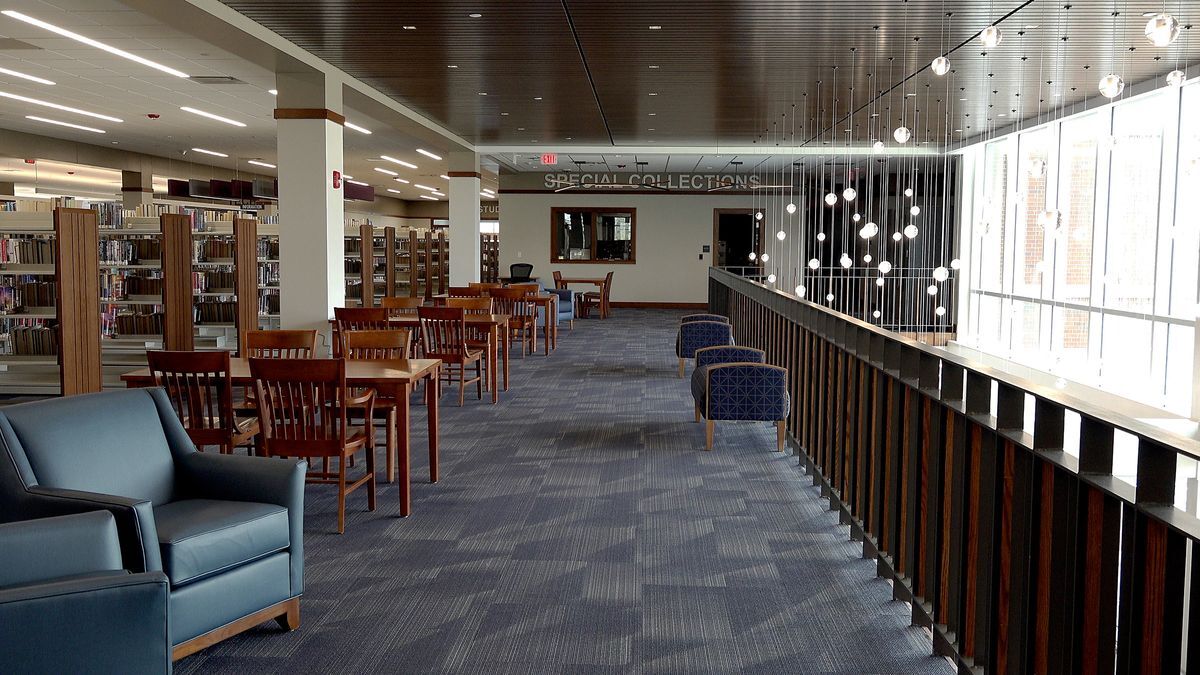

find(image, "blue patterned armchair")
[690,352,789,451]
[675,320,734,377]
[681,313,730,324]
[533,281,575,331]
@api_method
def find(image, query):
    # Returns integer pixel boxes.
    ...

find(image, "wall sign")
[542,172,762,190]
[540,153,558,166]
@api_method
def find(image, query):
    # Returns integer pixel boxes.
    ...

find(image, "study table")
[556,276,610,318]
[387,313,511,402]
[122,357,441,517]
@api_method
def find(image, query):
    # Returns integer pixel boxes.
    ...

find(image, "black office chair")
[509,263,534,283]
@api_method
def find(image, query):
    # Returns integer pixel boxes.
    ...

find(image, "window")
[550,207,636,263]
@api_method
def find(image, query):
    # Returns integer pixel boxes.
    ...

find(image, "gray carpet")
[178,309,952,674]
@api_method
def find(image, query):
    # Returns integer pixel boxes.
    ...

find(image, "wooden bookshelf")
[481,233,500,283]
[232,218,258,356]
[54,208,101,396]
[161,213,193,350]
[257,221,280,329]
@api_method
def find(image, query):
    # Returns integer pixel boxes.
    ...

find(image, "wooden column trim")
[273,108,346,125]
[53,207,101,395]
[447,171,482,179]
[161,213,195,351]
[384,226,396,297]
[358,223,373,307]
[232,218,258,356]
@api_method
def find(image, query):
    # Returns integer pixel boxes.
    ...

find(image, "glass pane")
[1051,306,1093,376]
[1015,130,1050,297]
[554,211,593,261]
[977,142,1009,292]
[595,212,633,261]
[1099,314,1154,397]
[1165,323,1194,416]
[1055,113,1103,304]
[1172,85,1200,319]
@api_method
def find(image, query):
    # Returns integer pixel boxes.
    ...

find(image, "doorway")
[712,208,761,274]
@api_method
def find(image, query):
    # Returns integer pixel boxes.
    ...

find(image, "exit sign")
[540,153,558,166]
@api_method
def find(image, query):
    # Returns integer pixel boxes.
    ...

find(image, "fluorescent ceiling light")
[416,148,442,160]
[374,167,398,176]
[420,195,438,201]
[191,148,227,158]
[247,160,276,168]
[413,184,436,192]
[481,188,495,195]
[431,191,445,196]
[268,89,278,95]
[394,178,410,184]
[25,115,103,133]
[343,174,353,179]
[0,66,54,85]
[439,174,451,180]
[0,90,122,122]
[480,192,491,198]
[380,155,417,169]
[387,188,403,194]
[2,10,189,78]
[180,106,246,127]
[346,179,368,186]
[344,121,372,134]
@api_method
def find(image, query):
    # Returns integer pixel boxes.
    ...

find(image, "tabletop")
[122,357,442,386]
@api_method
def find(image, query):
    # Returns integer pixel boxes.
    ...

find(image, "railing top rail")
[710,266,1200,462]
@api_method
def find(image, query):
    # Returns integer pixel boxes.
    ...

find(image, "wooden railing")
[709,266,1200,675]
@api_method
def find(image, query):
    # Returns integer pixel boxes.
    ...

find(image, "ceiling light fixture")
[2,10,189,78]
[346,179,368,186]
[1099,73,1125,98]
[380,155,418,169]
[394,178,410,184]
[414,184,437,192]
[1167,70,1187,87]
[374,167,399,176]
[0,90,122,122]
[344,121,372,134]
[648,65,660,69]
[387,188,403,194]
[247,159,276,168]
[439,174,451,180]
[416,148,442,160]
[1145,12,1180,47]
[447,64,458,68]
[893,126,911,143]
[24,115,103,133]
[431,191,445,197]
[403,25,416,30]
[468,13,482,18]
[0,66,54,85]
[180,106,246,127]
[649,25,661,30]
[268,89,278,95]
[191,148,227,158]
[979,25,1003,48]
[420,195,438,201]
[480,191,491,198]
[931,56,950,76]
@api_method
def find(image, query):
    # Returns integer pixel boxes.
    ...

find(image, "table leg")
[398,382,412,517]
[544,300,552,355]
[426,368,440,483]
[489,325,499,404]
[550,298,558,350]
[502,326,510,391]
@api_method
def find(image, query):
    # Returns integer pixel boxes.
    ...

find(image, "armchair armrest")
[21,486,161,573]
[0,512,122,588]
[549,288,574,303]
[0,571,170,674]
[176,452,307,595]
[695,346,765,369]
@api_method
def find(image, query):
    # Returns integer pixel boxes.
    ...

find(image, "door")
[712,209,760,275]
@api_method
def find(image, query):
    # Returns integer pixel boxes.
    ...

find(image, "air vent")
[0,37,42,50]
[188,76,247,85]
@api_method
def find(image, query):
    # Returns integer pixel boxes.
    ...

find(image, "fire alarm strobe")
[332,170,342,189]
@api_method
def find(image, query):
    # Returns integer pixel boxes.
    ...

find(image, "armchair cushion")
[676,320,734,358]
[694,363,790,422]
[0,511,122,588]
[695,346,765,369]
[154,499,290,587]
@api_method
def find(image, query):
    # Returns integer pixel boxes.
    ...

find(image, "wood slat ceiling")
[219,0,1199,149]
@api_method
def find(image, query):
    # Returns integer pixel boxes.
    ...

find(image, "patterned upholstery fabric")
[695,346,764,369]
[692,364,789,422]
[675,321,734,358]
[680,314,730,324]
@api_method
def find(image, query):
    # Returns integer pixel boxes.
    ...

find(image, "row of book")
[195,300,237,324]
[6,323,58,356]
[99,239,160,265]
[100,272,163,301]
[0,237,55,265]
[258,293,280,316]
[194,239,236,262]
[101,311,163,337]
[0,281,55,309]
[258,265,279,287]
[257,238,279,259]
[193,270,236,294]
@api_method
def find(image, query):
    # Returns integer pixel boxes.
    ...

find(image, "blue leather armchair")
[675,320,734,378]
[681,313,730,324]
[535,282,575,332]
[0,511,170,674]
[689,345,789,451]
[0,388,307,661]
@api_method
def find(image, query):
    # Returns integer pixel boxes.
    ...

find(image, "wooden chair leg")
[458,365,466,407]
[694,406,701,423]
[705,420,715,450]
[337,456,347,534]
[365,444,377,512]
[476,359,483,400]
[385,409,396,483]
[777,420,786,452]
[678,358,685,378]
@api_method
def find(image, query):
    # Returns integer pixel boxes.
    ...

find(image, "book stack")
[99,238,160,265]
[194,300,236,324]
[0,238,55,264]
[8,323,58,356]
[257,238,279,259]
[258,293,280,316]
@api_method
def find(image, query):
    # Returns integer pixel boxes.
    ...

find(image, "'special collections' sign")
[542,173,763,190]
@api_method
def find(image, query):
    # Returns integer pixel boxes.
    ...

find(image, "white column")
[448,151,481,285]
[121,170,153,209]
[275,70,345,351]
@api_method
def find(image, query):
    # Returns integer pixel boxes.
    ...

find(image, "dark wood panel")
[233,218,259,356]
[53,207,101,395]
[162,214,194,351]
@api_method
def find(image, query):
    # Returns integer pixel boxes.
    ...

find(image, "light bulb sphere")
[767,273,777,283]
[935,306,947,317]
[893,126,912,144]
[826,293,835,302]
[755,211,763,221]
[864,254,873,263]
[1167,69,1187,87]
[839,254,853,269]
[748,251,757,261]
[950,258,962,270]
[817,232,826,242]
[927,284,938,296]
[808,257,820,270]
[873,309,882,318]
[1145,13,1180,47]
[842,187,857,201]
[892,231,903,242]
[904,187,914,198]
[878,260,892,274]
[786,202,797,214]
[852,213,862,222]
[795,285,806,297]
[904,224,919,239]
[863,221,879,238]
[875,278,885,287]
[760,253,769,262]
[931,56,950,76]
[872,140,885,152]
[776,230,786,241]
[1099,73,1125,99]
[933,266,950,282]
[824,192,838,206]
[980,25,1003,49]
[910,205,921,216]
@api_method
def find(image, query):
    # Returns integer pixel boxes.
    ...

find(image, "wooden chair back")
[447,285,482,297]
[148,350,235,449]
[489,287,535,323]
[418,306,468,362]
[333,307,390,356]
[508,283,541,296]
[249,357,350,457]
[243,329,318,358]
[380,296,422,315]
[446,297,493,314]
[601,271,614,303]
[552,270,564,289]
[469,282,503,292]
[341,328,411,360]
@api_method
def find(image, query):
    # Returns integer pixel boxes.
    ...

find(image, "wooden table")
[389,314,511,403]
[526,293,558,354]
[122,357,441,518]
[556,276,610,318]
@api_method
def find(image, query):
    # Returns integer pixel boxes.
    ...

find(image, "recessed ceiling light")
[649,92,658,96]
[180,106,246,127]
[414,184,437,192]
[431,191,445,196]
[517,127,525,131]
[648,128,655,131]
[387,188,403,194]
[0,66,54,85]
[380,155,418,169]
[998,113,1007,117]
[447,64,458,68]
[482,188,495,195]
[468,13,482,18]
[2,10,189,78]
[191,148,227,158]
[959,98,968,101]
[343,175,353,179]
[347,179,369,186]
[500,112,509,116]
[534,96,542,101]
[247,159,276,168]
[478,92,487,96]
[1025,24,1039,29]
[416,148,442,160]
[954,129,963,132]
[0,90,122,122]
[649,25,662,30]
[480,191,491,198]
[344,121,372,134]
[403,25,416,30]
[648,112,656,116]
[420,195,438,200]
[374,167,400,177]
[440,174,451,180]
[648,65,660,69]
[25,115,103,133]
[565,136,572,140]
[394,178,410,184]
[268,89,278,95]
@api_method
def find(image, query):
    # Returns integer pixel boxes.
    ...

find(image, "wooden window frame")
[550,207,637,264]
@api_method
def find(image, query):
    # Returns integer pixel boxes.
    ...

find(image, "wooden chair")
[447,285,482,297]
[579,271,614,319]
[148,350,259,455]
[488,287,536,357]
[469,282,503,292]
[552,270,565,289]
[341,328,411,483]
[508,282,541,295]
[250,357,376,534]
[418,306,484,406]
[333,307,390,357]
[447,297,494,389]
[242,329,318,358]
[381,296,423,316]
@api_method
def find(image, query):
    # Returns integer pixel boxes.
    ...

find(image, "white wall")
[498,192,755,304]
